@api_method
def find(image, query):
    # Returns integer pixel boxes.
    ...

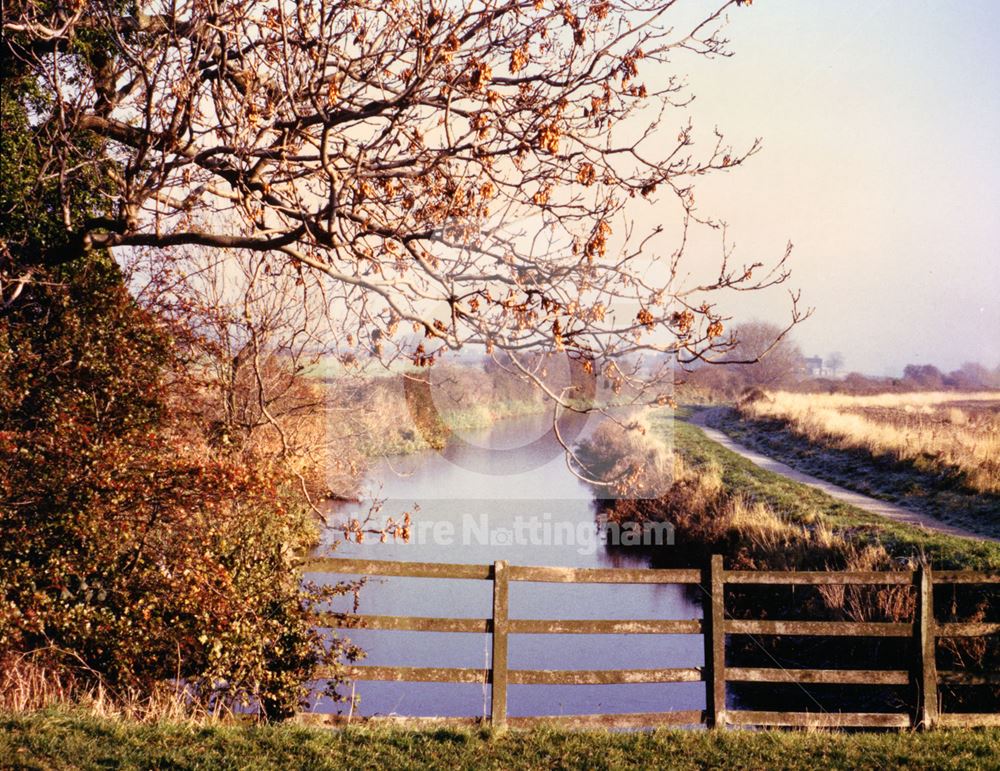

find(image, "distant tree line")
[679,321,1000,398]
[899,362,1000,391]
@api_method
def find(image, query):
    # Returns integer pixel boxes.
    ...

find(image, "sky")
[650,0,1000,376]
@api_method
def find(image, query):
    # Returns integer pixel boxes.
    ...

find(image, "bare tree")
[126,244,370,501]
[728,321,805,389]
[3,0,802,409]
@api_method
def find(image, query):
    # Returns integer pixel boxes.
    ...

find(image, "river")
[307,411,704,720]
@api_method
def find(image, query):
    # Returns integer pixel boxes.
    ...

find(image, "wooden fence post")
[916,563,938,729]
[491,560,509,729]
[704,554,726,729]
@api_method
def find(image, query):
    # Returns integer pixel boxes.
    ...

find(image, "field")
[4,710,1000,771]
[722,391,1000,540]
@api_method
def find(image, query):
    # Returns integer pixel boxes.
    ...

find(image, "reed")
[0,654,233,724]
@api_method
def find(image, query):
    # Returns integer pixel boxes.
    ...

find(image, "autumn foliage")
[0,255,361,718]
[3,0,801,397]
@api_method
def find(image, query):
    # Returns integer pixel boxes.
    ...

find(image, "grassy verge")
[711,408,1000,541]
[660,409,1000,570]
[4,710,1000,771]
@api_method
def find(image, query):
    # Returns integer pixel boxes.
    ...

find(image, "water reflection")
[308,413,704,719]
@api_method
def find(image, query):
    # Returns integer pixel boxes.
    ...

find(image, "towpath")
[687,408,996,543]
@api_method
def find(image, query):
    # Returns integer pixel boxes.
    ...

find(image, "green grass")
[4,710,1000,770]
[659,409,1000,570]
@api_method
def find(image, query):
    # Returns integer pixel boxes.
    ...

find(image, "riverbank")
[5,710,1000,770]
[709,402,1000,541]
[576,407,1000,572]
[362,398,550,457]
[320,367,552,497]
[663,408,1000,570]
[689,408,992,541]
[579,408,999,716]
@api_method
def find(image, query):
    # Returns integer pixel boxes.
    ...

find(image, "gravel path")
[687,408,996,543]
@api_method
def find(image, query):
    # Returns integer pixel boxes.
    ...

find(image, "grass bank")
[4,710,1000,770]
[662,408,1000,570]
[324,365,551,463]
[307,367,552,499]
[711,400,1000,541]
[365,398,550,456]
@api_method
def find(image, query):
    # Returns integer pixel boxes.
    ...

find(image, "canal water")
[308,412,704,720]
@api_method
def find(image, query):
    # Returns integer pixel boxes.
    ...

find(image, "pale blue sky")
[660,0,999,375]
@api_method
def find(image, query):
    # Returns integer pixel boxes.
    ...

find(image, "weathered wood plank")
[509,668,703,685]
[301,711,710,730]
[937,670,1000,685]
[507,618,702,635]
[328,666,709,685]
[917,564,939,729]
[316,613,490,633]
[708,554,726,729]
[298,713,484,729]
[509,565,701,584]
[724,619,912,637]
[303,558,491,580]
[305,558,991,585]
[507,711,706,729]
[334,666,489,683]
[937,713,1000,728]
[727,710,911,729]
[725,667,910,685]
[935,622,1000,637]
[724,570,913,586]
[491,560,509,729]
[932,571,1000,585]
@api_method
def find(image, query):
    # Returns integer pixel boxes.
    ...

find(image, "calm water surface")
[307,412,704,719]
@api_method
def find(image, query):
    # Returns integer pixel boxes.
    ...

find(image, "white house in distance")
[804,356,825,377]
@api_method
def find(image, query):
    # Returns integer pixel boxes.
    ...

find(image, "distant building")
[804,356,824,377]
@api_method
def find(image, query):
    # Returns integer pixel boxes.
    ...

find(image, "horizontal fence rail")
[303,556,1000,731]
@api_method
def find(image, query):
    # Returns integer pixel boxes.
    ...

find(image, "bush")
[0,258,357,719]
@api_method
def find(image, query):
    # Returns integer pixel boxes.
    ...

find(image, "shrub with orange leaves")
[0,257,358,719]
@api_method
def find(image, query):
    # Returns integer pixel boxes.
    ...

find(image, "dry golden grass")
[739,391,1000,495]
[0,655,233,723]
[582,411,912,621]
[585,413,829,553]
[326,364,549,462]
[577,414,674,498]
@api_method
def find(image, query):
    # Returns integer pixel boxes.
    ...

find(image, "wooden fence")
[302,556,1000,730]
